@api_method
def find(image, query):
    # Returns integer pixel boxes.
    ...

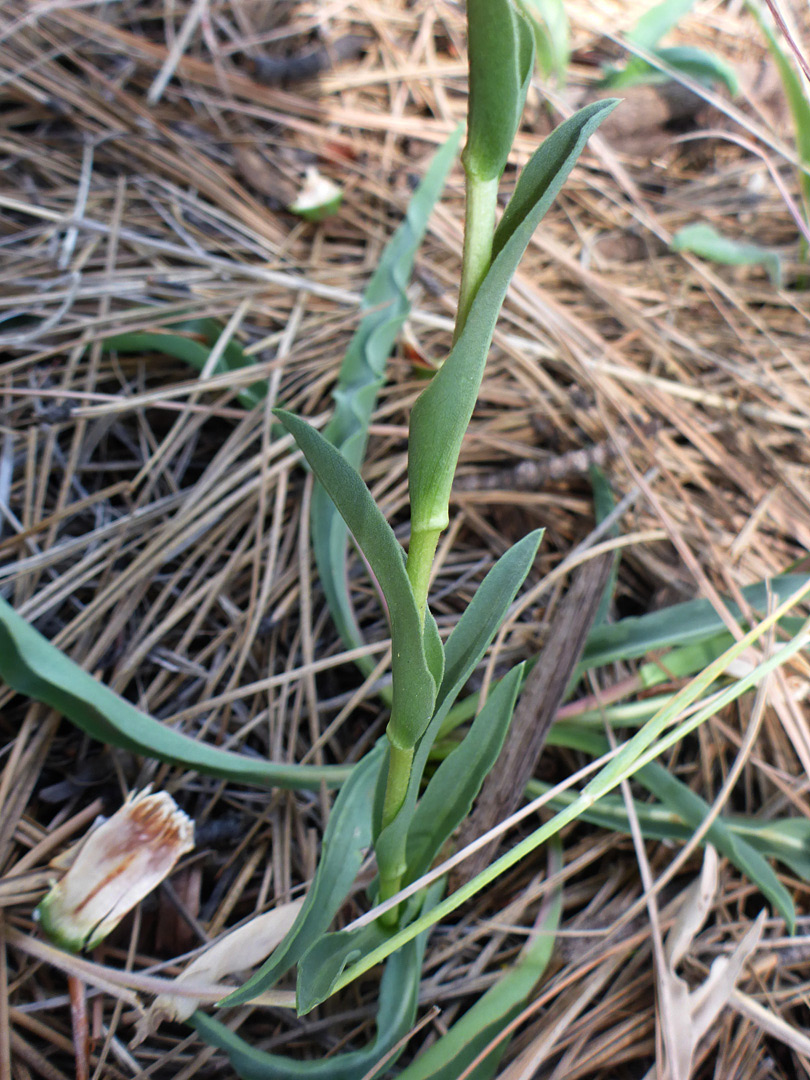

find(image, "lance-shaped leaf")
[219,744,384,1008]
[194,882,443,1080]
[405,663,524,883]
[463,0,534,182]
[373,532,542,898]
[517,0,570,83]
[0,596,348,791]
[408,99,618,536]
[275,409,441,749]
[311,130,462,664]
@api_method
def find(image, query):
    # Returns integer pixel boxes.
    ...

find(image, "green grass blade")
[0,595,348,791]
[311,131,462,666]
[748,1,810,218]
[194,883,442,1079]
[275,409,438,750]
[516,0,570,83]
[405,664,524,882]
[463,0,534,182]
[546,724,794,922]
[395,843,562,1080]
[409,100,618,537]
[102,318,266,408]
[671,222,782,286]
[330,591,810,995]
[219,745,384,1007]
[580,573,809,669]
[627,0,694,50]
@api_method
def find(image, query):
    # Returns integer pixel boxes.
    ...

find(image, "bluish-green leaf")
[194,883,442,1079]
[463,0,535,182]
[409,100,618,536]
[101,318,266,408]
[0,595,348,791]
[218,745,384,1008]
[311,131,462,666]
[580,574,810,670]
[626,0,694,50]
[516,0,569,83]
[374,531,542,887]
[395,845,562,1080]
[545,724,795,928]
[275,409,438,750]
[747,1,810,217]
[604,46,739,93]
[672,222,782,286]
[406,663,524,882]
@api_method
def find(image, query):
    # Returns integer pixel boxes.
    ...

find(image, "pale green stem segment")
[378,526,442,921]
[454,175,499,343]
[378,741,415,924]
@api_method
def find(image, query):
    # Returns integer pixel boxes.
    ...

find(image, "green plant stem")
[454,174,499,342]
[406,526,442,622]
[378,742,415,924]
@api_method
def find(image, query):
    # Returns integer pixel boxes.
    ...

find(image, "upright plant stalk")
[377,0,535,899]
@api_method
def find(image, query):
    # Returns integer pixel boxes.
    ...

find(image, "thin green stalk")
[406,526,442,622]
[378,742,415,923]
[454,174,499,342]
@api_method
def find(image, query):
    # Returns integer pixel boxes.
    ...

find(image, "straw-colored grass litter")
[2,0,810,1077]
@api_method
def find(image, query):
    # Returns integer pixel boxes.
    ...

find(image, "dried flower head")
[35,788,194,952]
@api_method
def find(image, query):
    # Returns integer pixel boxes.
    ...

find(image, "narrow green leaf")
[275,409,438,750]
[406,664,524,882]
[672,223,782,286]
[395,845,562,1080]
[516,0,570,83]
[374,532,542,888]
[218,744,384,1008]
[409,100,618,535]
[101,319,266,408]
[729,817,810,882]
[463,0,535,182]
[580,574,810,670]
[194,882,442,1079]
[311,131,463,665]
[297,922,391,1017]
[604,46,738,93]
[626,0,694,50]
[539,725,797,922]
[0,596,348,791]
[588,465,619,629]
[748,1,810,217]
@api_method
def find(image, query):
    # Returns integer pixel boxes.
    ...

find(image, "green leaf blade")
[275,409,437,749]
[219,745,384,1008]
[408,100,618,537]
[0,596,348,791]
[671,222,782,286]
[311,131,463,662]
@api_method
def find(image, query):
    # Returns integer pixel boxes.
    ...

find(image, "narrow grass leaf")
[626,0,694,50]
[463,0,534,182]
[605,47,738,92]
[395,845,562,1080]
[102,318,266,408]
[311,131,462,664]
[374,532,542,888]
[409,100,618,536]
[330,598,810,995]
[218,744,384,1007]
[406,663,524,882]
[275,409,438,749]
[748,1,810,217]
[544,724,794,923]
[672,223,782,286]
[194,883,442,1079]
[516,0,569,83]
[580,573,809,669]
[0,596,348,791]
